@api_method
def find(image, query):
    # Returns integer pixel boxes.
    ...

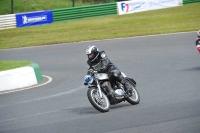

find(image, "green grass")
[0,60,32,71]
[0,0,115,15]
[0,3,199,50]
[0,3,199,71]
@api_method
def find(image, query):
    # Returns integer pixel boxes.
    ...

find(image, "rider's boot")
[121,79,133,93]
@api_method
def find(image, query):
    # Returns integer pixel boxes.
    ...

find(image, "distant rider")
[196,30,200,52]
[83,45,133,97]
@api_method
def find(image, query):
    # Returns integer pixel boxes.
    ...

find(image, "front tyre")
[87,87,110,112]
[126,82,140,105]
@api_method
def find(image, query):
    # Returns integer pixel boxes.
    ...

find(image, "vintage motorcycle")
[86,69,140,112]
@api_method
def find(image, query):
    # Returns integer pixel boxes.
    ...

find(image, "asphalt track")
[0,32,200,133]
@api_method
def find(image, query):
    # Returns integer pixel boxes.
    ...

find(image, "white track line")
[0,85,85,108]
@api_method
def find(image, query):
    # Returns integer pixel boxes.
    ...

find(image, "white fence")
[0,14,16,30]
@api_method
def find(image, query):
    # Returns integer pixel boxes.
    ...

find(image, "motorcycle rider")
[196,30,200,52]
[83,45,133,98]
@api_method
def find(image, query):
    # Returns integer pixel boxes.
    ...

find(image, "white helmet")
[85,45,99,61]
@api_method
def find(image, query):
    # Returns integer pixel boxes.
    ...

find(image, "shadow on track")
[181,67,200,71]
[69,106,100,114]
[70,103,134,114]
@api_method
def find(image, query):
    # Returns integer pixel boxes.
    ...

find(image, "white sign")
[117,0,180,15]
[22,15,47,24]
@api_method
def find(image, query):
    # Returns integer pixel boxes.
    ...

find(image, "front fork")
[96,80,103,98]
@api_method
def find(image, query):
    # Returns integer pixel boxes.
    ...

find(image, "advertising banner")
[117,0,180,15]
[16,10,53,27]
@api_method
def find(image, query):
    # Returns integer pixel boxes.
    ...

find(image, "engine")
[114,89,124,99]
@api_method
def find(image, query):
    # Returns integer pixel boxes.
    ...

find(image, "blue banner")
[16,10,53,27]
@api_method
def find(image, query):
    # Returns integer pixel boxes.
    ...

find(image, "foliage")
[0,0,117,15]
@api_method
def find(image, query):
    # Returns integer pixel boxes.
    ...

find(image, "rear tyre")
[87,87,110,112]
[125,81,140,105]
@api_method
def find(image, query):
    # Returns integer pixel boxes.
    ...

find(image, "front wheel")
[126,82,140,105]
[87,87,110,112]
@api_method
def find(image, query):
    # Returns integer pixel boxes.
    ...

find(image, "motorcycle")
[86,69,140,112]
[196,38,200,52]
[196,44,200,53]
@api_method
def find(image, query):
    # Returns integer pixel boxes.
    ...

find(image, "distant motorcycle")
[86,69,140,112]
[197,45,200,52]
[196,38,200,52]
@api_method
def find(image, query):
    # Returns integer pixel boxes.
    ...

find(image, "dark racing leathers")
[86,51,132,96]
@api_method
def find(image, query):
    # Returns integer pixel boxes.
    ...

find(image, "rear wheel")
[87,87,110,112]
[126,82,140,105]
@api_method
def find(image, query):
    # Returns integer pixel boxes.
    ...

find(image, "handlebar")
[88,69,98,74]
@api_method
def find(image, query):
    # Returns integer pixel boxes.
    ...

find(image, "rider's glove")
[83,75,93,85]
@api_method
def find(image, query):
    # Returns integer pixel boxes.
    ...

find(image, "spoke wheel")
[87,87,110,112]
[126,82,140,105]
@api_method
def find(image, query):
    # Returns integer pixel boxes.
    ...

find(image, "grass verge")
[0,0,115,15]
[0,60,32,71]
[0,3,199,50]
